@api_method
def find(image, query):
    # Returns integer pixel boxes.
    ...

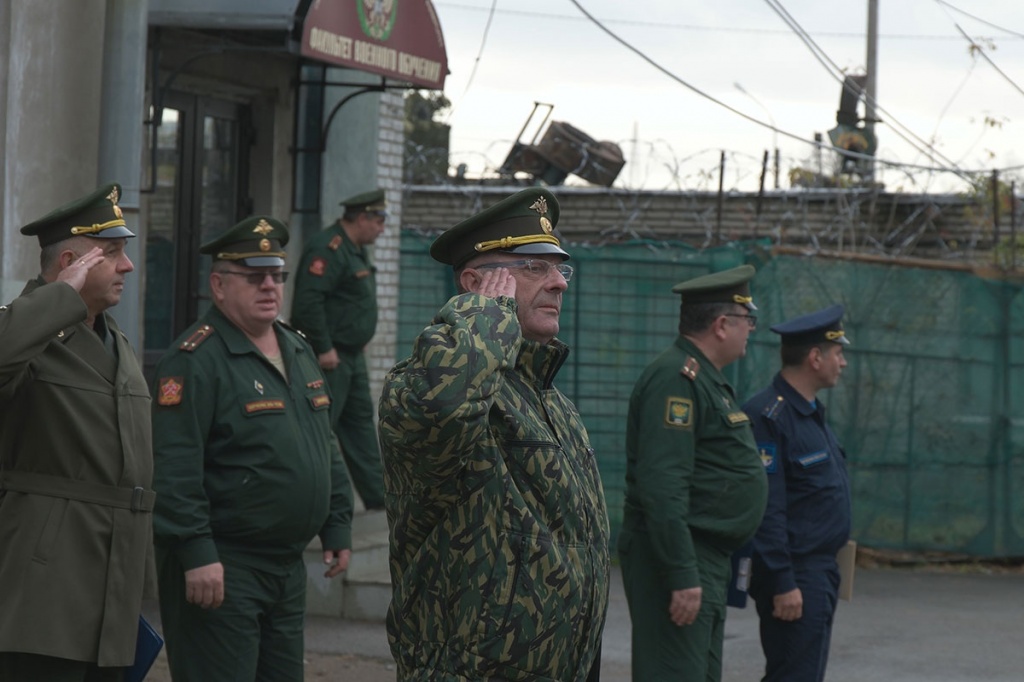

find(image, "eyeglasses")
[723,313,757,328]
[218,270,289,285]
[474,259,574,282]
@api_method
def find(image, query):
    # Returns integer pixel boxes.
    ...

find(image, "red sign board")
[301,0,448,90]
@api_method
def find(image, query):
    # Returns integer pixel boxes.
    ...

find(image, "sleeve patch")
[309,257,328,277]
[758,443,778,473]
[665,397,693,428]
[157,377,184,406]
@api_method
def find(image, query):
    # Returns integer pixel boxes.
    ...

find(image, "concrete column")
[1,0,107,297]
[98,0,149,346]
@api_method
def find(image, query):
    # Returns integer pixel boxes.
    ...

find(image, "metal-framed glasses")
[218,270,290,285]
[723,312,757,328]
[474,259,574,282]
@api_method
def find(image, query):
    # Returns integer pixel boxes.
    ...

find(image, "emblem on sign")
[359,0,397,41]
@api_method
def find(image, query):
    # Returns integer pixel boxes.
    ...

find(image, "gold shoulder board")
[179,324,215,352]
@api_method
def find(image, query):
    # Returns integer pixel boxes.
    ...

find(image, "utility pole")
[865,0,879,183]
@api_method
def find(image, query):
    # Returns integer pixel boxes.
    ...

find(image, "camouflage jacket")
[379,293,610,682]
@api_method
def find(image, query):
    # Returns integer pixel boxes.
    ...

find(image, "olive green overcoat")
[0,278,155,666]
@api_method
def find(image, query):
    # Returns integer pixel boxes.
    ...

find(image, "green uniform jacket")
[291,224,377,355]
[379,294,610,682]
[151,306,352,571]
[0,278,155,666]
[620,335,767,595]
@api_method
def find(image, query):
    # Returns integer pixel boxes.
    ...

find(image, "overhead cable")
[567,0,985,177]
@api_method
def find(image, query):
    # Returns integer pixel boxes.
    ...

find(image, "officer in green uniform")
[151,217,354,681]
[291,189,386,509]
[378,188,610,681]
[619,265,769,682]
[0,184,155,681]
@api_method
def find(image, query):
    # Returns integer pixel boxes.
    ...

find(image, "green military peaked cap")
[20,183,135,247]
[672,264,757,310]
[340,189,387,214]
[430,187,569,268]
[200,216,290,267]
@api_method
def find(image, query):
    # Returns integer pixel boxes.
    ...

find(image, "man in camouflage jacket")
[378,188,610,681]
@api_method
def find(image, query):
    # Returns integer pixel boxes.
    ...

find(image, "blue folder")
[125,615,164,682]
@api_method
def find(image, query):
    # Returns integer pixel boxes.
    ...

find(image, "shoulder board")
[276,319,306,339]
[762,395,785,420]
[179,324,215,352]
[0,305,6,312]
[679,356,700,381]
[328,235,343,251]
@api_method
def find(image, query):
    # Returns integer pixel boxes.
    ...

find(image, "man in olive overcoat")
[0,184,155,681]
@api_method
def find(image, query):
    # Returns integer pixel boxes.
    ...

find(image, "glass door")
[143,92,250,374]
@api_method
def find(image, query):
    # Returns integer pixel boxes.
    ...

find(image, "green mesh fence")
[396,231,1024,556]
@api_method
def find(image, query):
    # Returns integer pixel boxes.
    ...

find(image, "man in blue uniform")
[742,304,853,682]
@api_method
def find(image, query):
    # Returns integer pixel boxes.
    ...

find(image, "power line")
[762,0,970,178]
[951,22,1024,98]
[933,0,1024,39]
[565,0,1006,179]
[437,2,1021,41]
[445,0,498,123]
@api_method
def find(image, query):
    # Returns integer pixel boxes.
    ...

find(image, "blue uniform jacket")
[742,373,851,595]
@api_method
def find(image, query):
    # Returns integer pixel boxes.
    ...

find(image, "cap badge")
[529,197,548,216]
[259,238,271,252]
[253,219,274,237]
[106,186,123,218]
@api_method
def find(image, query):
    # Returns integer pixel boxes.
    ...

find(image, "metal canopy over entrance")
[300,0,448,90]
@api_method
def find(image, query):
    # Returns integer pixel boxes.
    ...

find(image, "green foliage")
[404,90,452,184]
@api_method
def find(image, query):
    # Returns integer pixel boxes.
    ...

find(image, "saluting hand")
[185,562,225,609]
[669,586,702,626]
[471,266,516,300]
[56,246,104,292]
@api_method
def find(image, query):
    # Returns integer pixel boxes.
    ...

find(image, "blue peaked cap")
[769,304,850,346]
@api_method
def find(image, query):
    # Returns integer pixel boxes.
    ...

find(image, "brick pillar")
[368,89,405,413]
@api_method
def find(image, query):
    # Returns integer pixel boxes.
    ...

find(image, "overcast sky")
[429,0,1024,193]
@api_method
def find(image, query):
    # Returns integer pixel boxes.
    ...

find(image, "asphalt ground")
[145,562,1024,681]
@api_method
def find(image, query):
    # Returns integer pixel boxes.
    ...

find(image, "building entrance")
[143,92,250,374]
